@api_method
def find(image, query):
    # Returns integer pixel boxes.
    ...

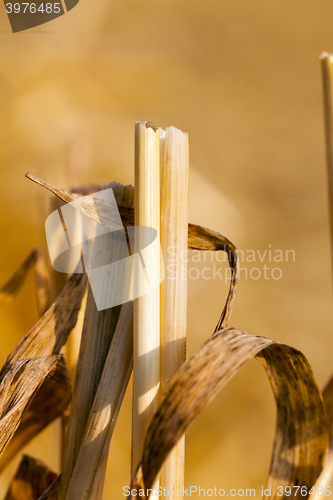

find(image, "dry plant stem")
[313,375,333,494]
[132,121,161,474]
[88,379,129,499]
[314,54,333,492]
[58,290,116,499]
[159,127,189,498]
[89,181,134,500]
[90,457,108,500]
[64,302,133,500]
[59,183,134,500]
[321,53,333,275]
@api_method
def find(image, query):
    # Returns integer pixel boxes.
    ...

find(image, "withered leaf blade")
[25,173,237,330]
[129,329,327,500]
[26,173,132,227]
[188,223,238,330]
[0,355,61,461]
[0,248,54,316]
[4,454,58,500]
[0,357,71,472]
[0,271,87,381]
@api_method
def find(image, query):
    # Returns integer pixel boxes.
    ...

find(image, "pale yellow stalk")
[312,53,333,495]
[88,358,132,500]
[64,301,133,500]
[321,53,333,276]
[159,127,189,499]
[132,121,161,475]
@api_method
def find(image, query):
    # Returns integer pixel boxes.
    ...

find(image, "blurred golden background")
[0,0,333,497]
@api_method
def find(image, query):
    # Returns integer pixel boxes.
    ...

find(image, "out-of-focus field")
[0,0,333,497]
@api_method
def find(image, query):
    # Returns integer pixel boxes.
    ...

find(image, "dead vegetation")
[0,101,333,500]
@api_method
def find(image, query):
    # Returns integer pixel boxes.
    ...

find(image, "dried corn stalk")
[132,122,161,473]
[311,52,333,494]
[159,126,189,496]
[64,301,133,500]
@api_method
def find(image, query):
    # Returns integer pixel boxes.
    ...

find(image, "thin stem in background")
[321,53,333,280]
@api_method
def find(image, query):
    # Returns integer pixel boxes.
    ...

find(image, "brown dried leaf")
[129,329,328,500]
[0,248,54,317]
[0,358,71,472]
[0,271,87,380]
[4,455,58,500]
[25,173,237,330]
[188,223,237,330]
[0,355,61,461]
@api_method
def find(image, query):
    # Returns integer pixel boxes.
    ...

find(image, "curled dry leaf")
[129,329,328,500]
[25,173,237,331]
[187,223,237,330]
[0,358,72,472]
[4,454,58,500]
